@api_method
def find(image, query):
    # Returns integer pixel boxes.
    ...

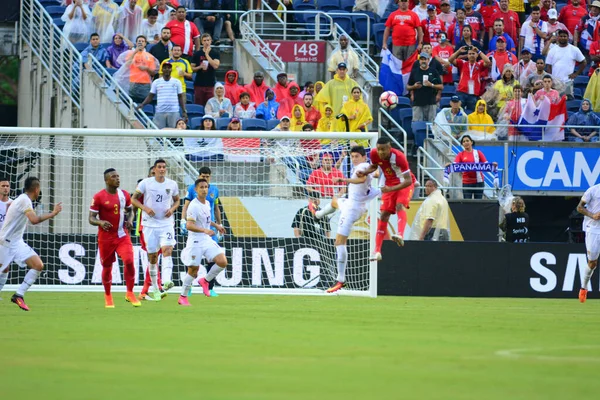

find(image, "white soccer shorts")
[337,199,367,237]
[142,226,176,254]
[0,240,37,272]
[585,231,600,262]
[181,239,224,266]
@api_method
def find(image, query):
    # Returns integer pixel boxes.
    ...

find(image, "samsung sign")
[476,146,600,192]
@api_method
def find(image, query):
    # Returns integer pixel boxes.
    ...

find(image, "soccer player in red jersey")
[363,137,414,261]
[89,168,140,308]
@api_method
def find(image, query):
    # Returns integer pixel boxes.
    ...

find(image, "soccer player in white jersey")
[0,177,62,311]
[178,178,226,306]
[0,177,13,298]
[577,183,600,303]
[315,146,381,293]
[131,159,180,301]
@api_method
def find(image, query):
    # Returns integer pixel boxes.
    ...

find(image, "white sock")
[316,203,336,219]
[582,266,595,289]
[336,245,348,283]
[162,256,173,283]
[181,273,194,296]
[205,265,225,282]
[149,263,159,292]
[16,269,41,297]
[0,271,8,293]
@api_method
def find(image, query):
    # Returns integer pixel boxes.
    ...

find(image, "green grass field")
[0,293,598,399]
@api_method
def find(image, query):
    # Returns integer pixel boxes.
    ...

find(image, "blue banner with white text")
[476,145,600,193]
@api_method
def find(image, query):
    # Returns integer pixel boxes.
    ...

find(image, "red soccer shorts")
[380,184,414,214]
[98,236,134,267]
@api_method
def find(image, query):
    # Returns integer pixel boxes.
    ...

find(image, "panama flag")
[517,94,567,141]
[379,49,418,96]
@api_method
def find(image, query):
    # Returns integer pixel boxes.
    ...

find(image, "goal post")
[0,127,379,298]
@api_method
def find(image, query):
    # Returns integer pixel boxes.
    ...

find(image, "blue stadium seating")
[267,119,281,130]
[373,23,388,50]
[340,0,355,12]
[242,118,268,131]
[352,15,374,41]
[317,0,341,12]
[573,88,582,100]
[574,75,589,92]
[567,99,582,113]
[412,121,429,149]
[186,104,204,119]
[396,96,412,109]
[440,97,452,109]
[74,42,88,52]
[292,2,316,23]
[142,104,154,117]
[442,85,456,96]
[53,18,65,29]
[305,14,331,36]
[332,16,353,35]
[106,68,118,76]
[186,93,193,104]
[190,117,204,130]
[217,117,231,130]
[45,5,66,18]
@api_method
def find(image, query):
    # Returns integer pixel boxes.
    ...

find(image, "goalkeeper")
[315,146,381,293]
[180,166,222,297]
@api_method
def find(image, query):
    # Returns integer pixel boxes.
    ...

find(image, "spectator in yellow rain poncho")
[467,99,496,137]
[339,86,373,147]
[314,62,359,115]
[584,69,600,112]
[290,104,308,131]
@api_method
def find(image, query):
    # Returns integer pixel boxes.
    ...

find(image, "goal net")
[0,127,378,297]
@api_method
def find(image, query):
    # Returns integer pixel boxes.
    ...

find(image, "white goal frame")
[0,127,379,298]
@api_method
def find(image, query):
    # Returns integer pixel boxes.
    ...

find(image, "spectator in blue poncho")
[255,88,280,121]
[566,99,600,142]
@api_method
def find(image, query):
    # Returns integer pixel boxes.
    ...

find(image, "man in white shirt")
[519,6,548,61]
[314,146,381,294]
[131,159,181,300]
[577,183,600,303]
[545,29,586,99]
[140,8,163,44]
[0,177,62,311]
[136,62,187,129]
[0,177,12,298]
[178,178,226,305]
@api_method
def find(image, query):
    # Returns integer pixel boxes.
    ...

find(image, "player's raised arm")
[26,202,62,225]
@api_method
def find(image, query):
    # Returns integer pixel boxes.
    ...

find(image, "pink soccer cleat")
[199,277,211,297]
[11,294,30,311]
[178,296,191,306]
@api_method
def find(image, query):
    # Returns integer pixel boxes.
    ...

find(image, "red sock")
[141,268,151,295]
[101,266,112,295]
[397,209,407,236]
[123,261,135,292]
[375,219,387,253]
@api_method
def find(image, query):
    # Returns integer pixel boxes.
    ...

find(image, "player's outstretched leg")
[580,259,597,303]
[327,242,347,293]
[391,205,407,247]
[371,215,388,261]
[315,198,338,220]
[199,254,227,297]
[11,256,44,311]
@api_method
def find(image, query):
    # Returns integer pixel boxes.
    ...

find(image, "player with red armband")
[89,168,141,308]
[364,137,415,261]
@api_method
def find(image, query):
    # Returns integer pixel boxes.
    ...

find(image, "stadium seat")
[53,18,65,29]
[142,104,154,117]
[395,96,412,110]
[40,0,61,6]
[217,117,231,130]
[292,2,316,23]
[340,0,355,12]
[556,2,566,12]
[242,118,268,131]
[574,75,589,92]
[186,93,193,104]
[573,88,582,100]
[185,80,194,95]
[332,16,353,34]
[440,97,452,109]
[106,68,118,76]
[567,100,582,113]
[317,0,341,12]
[305,14,332,37]
[352,15,374,41]
[74,42,88,52]
[412,121,429,149]
[186,104,205,120]
[190,117,203,130]
[45,5,66,18]
[267,119,280,130]
[372,23,387,50]
[442,85,456,96]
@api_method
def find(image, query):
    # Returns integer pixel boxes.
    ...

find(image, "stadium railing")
[378,108,408,153]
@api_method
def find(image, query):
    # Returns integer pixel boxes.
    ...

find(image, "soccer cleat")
[391,234,405,247]
[579,288,588,303]
[160,290,168,299]
[104,294,115,308]
[11,294,29,311]
[326,281,345,293]
[125,292,141,307]
[162,280,175,292]
[308,202,317,216]
[178,296,191,306]
[199,277,211,297]
[149,290,162,301]
[209,289,219,297]
[369,252,382,261]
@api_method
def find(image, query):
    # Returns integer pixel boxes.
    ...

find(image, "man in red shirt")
[306,153,345,198]
[589,39,600,75]
[89,168,140,308]
[449,45,491,111]
[303,93,322,129]
[164,6,200,59]
[383,0,423,61]
[487,36,517,80]
[496,0,520,45]
[363,137,415,261]
[479,0,501,42]
[422,5,446,47]
[463,0,485,42]
[447,8,468,47]
[558,0,587,37]
[432,33,455,84]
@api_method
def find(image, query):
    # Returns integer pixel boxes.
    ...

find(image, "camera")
[466,45,473,51]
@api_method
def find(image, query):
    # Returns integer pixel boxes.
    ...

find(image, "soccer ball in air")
[379,91,398,110]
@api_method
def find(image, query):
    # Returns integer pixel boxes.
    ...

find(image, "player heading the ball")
[131,159,181,301]
[0,177,62,311]
[89,168,140,308]
[364,137,415,261]
[179,178,227,306]
[315,146,381,293]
